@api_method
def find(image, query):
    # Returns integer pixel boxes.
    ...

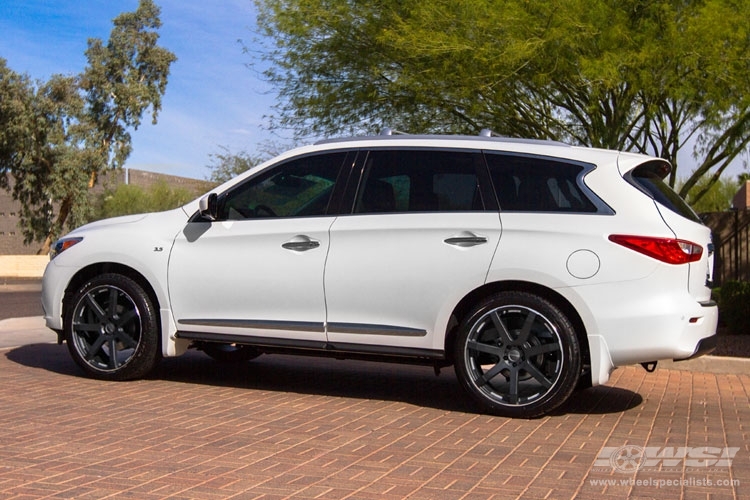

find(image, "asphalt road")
[0,289,43,320]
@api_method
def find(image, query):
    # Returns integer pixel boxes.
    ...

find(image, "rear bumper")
[570,281,719,386]
[674,333,717,361]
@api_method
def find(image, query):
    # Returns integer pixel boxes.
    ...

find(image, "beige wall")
[0,255,49,278]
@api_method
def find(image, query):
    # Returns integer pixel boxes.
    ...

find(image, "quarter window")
[355,150,486,214]
[219,152,347,220]
[485,153,597,212]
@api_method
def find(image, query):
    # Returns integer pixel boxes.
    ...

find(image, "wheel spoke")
[85,335,108,361]
[115,331,139,349]
[508,367,519,404]
[108,288,119,318]
[115,309,138,328]
[515,311,537,345]
[477,359,510,387]
[107,338,119,369]
[521,360,553,389]
[74,322,103,333]
[525,342,561,357]
[490,311,514,345]
[84,293,107,322]
[467,339,502,357]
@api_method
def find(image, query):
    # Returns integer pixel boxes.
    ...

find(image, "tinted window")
[355,150,485,214]
[220,152,346,220]
[628,161,701,223]
[485,153,597,212]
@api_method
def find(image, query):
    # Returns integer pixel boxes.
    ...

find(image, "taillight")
[608,235,703,264]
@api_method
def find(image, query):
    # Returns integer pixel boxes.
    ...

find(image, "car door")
[168,151,350,345]
[324,148,503,354]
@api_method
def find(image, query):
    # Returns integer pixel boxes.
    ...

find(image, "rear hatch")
[625,161,714,301]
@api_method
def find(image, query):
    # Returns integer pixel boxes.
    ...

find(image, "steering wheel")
[254,204,277,217]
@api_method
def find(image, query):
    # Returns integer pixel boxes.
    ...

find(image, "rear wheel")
[65,273,160,381]
[454,291,580,418]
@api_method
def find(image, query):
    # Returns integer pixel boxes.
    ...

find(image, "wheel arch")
[445,280,590,367]
[62,262,163,341]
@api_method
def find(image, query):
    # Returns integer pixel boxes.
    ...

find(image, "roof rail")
[380,128,408,136]
[381,127,503,138]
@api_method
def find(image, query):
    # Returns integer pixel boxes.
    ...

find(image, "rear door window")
[353,149,492,214]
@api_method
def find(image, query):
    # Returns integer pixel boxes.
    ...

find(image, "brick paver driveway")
[0,343,747,499]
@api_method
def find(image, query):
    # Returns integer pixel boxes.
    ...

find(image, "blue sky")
[0,0,282,180]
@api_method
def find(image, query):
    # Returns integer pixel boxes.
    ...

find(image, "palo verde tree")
[205,146,267,185]
[204,141,292,184]
[254,0,750,204]
[0,0,175,254]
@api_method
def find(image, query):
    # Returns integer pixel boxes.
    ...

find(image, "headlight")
[50,237,83,260]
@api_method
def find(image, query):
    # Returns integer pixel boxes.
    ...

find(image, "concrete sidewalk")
[0,316,58,349]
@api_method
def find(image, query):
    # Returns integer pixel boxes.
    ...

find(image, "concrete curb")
[0,280,43,293]
[658,355,750,375]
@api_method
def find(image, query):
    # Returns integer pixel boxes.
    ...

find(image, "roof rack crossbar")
[380,128,408,136]
[479,128,502,137]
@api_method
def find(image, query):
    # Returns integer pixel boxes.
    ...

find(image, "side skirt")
[175,331,448,366]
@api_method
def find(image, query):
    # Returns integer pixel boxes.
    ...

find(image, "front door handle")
[444,232,488,247]
[282,235,321,252]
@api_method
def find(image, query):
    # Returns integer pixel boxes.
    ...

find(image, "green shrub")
[718,281,750,335]
[94,181,194,220]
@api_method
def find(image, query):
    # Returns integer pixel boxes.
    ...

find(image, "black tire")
[64,273,160,381]
[454,291,581,418]
[201,343,261,363]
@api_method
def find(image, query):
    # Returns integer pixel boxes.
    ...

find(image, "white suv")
[41,132,718,418]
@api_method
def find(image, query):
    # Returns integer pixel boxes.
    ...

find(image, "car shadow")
[5,344,642,416]
[553,386,643,415]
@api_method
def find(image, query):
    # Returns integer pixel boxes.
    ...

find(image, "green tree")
[254,0,750,204]
[206,146,266,184]
[205,142,292,184]
[683,175,739,213]
[0,0,175,254]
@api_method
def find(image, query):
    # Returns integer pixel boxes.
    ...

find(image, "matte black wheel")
[201,343,261,363]
[65,273,160,380]
[454,291,581,418]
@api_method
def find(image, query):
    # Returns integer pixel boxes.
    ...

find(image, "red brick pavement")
[0,343,747,499]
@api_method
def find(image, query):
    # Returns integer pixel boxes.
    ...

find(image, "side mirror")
[199,193,218,221]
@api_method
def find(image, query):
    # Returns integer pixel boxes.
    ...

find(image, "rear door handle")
[282,235,321,252]
[444,232,488,247]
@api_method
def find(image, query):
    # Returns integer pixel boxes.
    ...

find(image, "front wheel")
[65,273,160,381]
[454,291,581,418]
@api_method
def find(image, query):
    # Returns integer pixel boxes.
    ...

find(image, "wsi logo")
[594,445,740,473]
